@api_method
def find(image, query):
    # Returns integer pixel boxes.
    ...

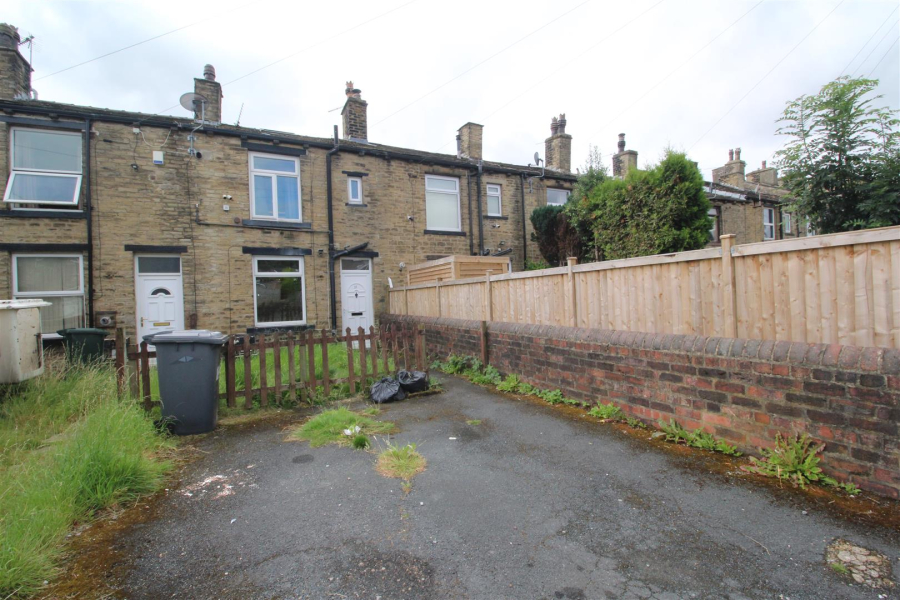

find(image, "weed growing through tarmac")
[466,419,482,426]
[376,442,426,480]
[654,419,742,457]
[496,374,520,392]
[351,434,370,450]
[744,433,860,495]
[293,408,394,447]
[589,403,625,421]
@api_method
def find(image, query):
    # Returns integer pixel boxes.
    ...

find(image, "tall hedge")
[573,151,711,261]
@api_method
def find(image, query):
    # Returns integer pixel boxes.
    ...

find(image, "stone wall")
[384,314,900,499]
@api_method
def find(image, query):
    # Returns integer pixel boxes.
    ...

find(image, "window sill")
[346,203,368,208]
[0,209,86,219]
[483,215,507,220]
[424,229,466,236]
[246,324,314,337]
[242,219,312,230]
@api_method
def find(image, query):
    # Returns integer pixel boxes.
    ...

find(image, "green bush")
[497,374,521,392]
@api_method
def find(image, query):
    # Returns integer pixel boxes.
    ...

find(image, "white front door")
[135,255,185,342]
[340,258,374,336]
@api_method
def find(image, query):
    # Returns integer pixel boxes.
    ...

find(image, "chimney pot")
[617,133,626,153]
[203,64,216,81]
[762,160,767,169]
[735,147,742,161]
[550,116,559,135]
[728,149,734,161]
[0,23,21,50]
[557,113,567,134]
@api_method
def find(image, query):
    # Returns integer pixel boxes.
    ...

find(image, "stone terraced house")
[0,23,577,339]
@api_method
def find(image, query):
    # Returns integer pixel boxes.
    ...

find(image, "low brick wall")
[384,314,900,498]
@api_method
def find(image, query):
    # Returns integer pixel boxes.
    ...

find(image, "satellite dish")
[534,151,541,165]
[179,92,208,114]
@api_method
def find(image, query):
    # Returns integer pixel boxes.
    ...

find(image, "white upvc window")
[4,128,83,206]
[347,176,363,204]
[763,207,775,240]
[12,254,85,337]
[547,188,569,206]
[425,175,461,231]
[249,153,301,221]
[782,212,792,235]
[486,184,502,216]
[252,256,307,326]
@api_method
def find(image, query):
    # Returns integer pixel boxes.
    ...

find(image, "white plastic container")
[0,299,51,384]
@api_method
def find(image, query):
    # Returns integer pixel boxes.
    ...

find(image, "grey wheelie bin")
[144,330,228,435]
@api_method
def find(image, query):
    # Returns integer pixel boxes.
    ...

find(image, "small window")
[347,177,363,204]
[486,184,502,216]
[708,207,719,242]
[249,152,301,222]
[782,212,792,235]
[341,258,370,271]
[547,188,569,206]
[137,256,181,274]
[253,257,306,326]
[4,129,83,206]
[425,175,461,231]
[13,254,85,336]
[763,207,775,240]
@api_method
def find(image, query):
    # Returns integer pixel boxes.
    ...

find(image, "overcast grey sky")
[6,0,899,179]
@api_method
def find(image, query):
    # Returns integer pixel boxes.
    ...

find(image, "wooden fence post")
[320,329,330,396]
[258,334,268,407]
[480,320,489,366]
[140,341,152,412]
[567,257,578,328]
[720,234,738,338]
[287,332,298,403]
[418,325,427,374]
[436,278,442,317]
[272,334,283,404]
[225,335,236,408]
[127,337,140,400]
[357,326,368,387]
[242,334,253,409]
[115,327,126,397]
[484,270,493,322]
[344,327,357,395]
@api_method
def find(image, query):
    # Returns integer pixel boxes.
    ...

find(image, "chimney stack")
[457,122,483,160]
[0,23,32,100]
[193,64,223,123]
[747,158,779,187]
[712,146,747,185]
[612,133,638,178]
[545,113,572,172]
[341,81,368,141]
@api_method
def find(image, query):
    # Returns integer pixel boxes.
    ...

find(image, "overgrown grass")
[376,442,426,480]
[0,364,171,597]
[292,407,394,447]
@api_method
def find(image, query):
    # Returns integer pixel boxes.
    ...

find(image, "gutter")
[326,126,340,330]
[84,117,94,327]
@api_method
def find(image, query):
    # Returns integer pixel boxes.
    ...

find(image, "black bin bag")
[397,370,429,393]
[370,377,407,404]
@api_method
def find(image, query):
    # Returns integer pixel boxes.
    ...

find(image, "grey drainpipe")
[84,117,94,326]
[519,173,527,266]
[476,161,484,255]
[326,125,340,330]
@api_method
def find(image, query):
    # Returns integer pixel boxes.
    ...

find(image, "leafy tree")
[571,151,711,261]
[775,76,900,233]
[529,205,584,267]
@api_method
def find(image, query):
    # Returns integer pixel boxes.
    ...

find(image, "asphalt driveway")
[116,375,900,599]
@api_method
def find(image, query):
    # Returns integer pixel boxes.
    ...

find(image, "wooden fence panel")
[389,227,900,349]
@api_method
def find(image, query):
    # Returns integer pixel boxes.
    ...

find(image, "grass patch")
[292,408,394,447]
[0,363,171,597]
[466,419,482,426]
[376,442,426,480]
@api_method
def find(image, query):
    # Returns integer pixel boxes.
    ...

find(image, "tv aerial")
[179,92,208,158]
